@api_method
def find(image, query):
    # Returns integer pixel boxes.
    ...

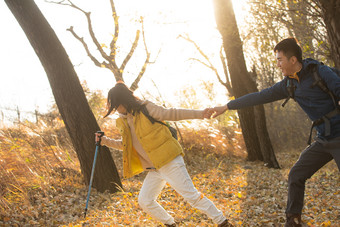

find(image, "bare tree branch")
[140,17,149,54]
[249,1,322,17]
[179,34,211,64]
[109,0,119,59]
[131,18,150,91]
[120,30,140,73]
[46,0,88,16]
[47,0,151,88]
[130,55,149,91]
[48,0,112,62]
[219,46,233,95]
[187,57,210,68]
[67,26,108,68]
[179,34,232,94]
[83,11,112,63]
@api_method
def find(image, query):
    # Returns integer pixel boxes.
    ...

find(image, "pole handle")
[95,131,104,146]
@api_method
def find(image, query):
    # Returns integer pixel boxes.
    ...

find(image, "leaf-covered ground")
[0,125,339,226]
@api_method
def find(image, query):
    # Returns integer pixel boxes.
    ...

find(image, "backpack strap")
[140,105,178,140]
[306,63,340,144]
[140,105,167,127]
[309,64,338,107]
[281,78,297,107]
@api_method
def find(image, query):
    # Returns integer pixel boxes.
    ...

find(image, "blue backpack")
[309,62,340,107]
[282,62,340,144]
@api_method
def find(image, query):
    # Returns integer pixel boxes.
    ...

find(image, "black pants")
[286,136,340,214]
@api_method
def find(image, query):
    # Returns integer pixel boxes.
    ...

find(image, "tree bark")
[319,0,340,68]
[5,0,122,192]
[213,0,280,168]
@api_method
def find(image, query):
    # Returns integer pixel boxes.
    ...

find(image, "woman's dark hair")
[274,37,303,63]
[104,82,143,118]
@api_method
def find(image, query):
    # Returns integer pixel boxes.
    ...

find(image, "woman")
[95,82,233,227]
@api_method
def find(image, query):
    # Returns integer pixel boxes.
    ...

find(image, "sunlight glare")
[232,0,248,28]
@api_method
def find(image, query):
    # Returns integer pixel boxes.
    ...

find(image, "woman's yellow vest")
[116,111,184,179]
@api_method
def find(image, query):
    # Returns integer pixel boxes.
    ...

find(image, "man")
[210,38,340,227]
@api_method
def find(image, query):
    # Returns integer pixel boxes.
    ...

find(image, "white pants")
[138,155,226,225]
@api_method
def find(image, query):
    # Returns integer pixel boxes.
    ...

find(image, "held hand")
[211,105,229,118]
[203,108,214,119]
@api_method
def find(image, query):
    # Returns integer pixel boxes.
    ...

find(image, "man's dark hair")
[274,38,303,63]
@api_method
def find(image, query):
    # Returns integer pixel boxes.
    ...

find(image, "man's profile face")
[276,51,295,76]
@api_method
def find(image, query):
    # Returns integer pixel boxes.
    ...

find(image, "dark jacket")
[227,58,340,140]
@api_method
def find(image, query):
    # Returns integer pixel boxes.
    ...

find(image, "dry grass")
[0,120,339,226]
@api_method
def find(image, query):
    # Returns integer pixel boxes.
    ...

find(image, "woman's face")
[116,105,127,114]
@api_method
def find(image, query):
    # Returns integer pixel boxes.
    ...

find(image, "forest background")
[0,0,339,226]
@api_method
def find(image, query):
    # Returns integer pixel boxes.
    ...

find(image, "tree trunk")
[213,0,280,168]
[319,0,340,68]
[5,0,122,192]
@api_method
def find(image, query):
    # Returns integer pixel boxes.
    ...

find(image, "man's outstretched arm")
[211,79,288,118]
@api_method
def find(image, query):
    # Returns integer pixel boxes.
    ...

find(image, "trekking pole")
[84,131,104,218]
